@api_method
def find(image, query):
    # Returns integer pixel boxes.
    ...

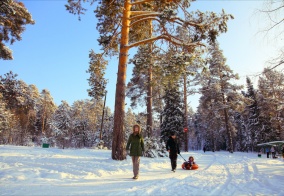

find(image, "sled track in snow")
[198,153,217,171]
[241,156,281,194]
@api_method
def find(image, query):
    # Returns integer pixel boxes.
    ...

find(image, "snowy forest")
[1,0,283,159]
[1,64,283,155]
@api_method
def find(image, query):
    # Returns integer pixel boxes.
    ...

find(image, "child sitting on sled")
[185,156,196,169]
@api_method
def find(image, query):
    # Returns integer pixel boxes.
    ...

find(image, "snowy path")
[1,145,284,195]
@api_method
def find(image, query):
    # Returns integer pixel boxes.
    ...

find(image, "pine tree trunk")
[41,111,45,134]
[222,94,233,153]
[100,92,107,141]
[146,61,153,138]
[146,21,153,138]
[183,75,188,152]
[158,89,163,125]
[41,95,47,135]
[111,0,131,160]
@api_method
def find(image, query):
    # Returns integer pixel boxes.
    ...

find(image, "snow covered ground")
[1,145,284,196]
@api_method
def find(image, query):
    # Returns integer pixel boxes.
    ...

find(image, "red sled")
[181,163,199,170]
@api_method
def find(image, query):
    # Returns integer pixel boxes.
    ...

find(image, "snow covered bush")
[143,137,168,158]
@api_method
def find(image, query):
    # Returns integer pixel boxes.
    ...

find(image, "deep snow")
[1,145,284,196]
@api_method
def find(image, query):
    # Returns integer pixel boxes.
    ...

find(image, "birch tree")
[257,0,284,70]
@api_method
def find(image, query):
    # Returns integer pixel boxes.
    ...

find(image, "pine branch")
[130,12,160,20]
[127,34,204,49]
[130,0,154,6]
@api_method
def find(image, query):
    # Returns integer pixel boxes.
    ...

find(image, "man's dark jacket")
[166,136,180,158]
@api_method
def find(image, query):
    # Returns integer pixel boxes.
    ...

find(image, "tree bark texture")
[146,22,153,138]
[183,75,188,152]
[112,0,131,160]
[222,94,233,153]
[146,61,153,138]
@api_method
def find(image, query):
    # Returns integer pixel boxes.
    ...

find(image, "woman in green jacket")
[126,124,144,179]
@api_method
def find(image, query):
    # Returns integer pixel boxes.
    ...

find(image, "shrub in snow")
[21,134,34,147]
[92,140,108,150]
[40,137,49,144]
[143,137,168,158]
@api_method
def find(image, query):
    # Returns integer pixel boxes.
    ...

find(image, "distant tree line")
[0,71,115,149]
[0,71,168,157]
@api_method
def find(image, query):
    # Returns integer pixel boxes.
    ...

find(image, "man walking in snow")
[166,132,180,172]
[265,147,270,158]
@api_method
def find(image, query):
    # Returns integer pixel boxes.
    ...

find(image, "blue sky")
[0,0,282,113]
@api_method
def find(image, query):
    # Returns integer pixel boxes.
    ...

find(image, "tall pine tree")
[160,83,184,145]
[198,43,243,152]
[66,0,233,160]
